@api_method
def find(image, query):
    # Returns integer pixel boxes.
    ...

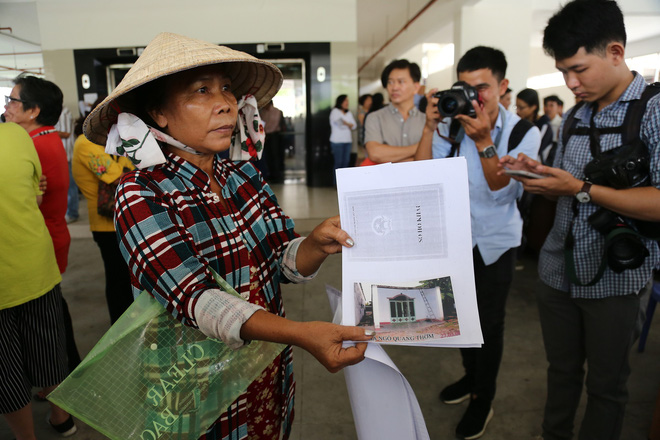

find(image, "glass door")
[270,59,307,183]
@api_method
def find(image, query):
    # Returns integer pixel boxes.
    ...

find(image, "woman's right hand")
[240,311,372,373]
[39,173,47,193]
[295,321,373,373]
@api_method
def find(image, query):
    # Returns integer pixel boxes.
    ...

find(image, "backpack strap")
[561,101,587,150]
[621,82,660,145]
[507,118,534,153]
[561,82,660,150]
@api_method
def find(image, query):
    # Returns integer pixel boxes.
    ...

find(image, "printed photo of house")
[353,277,460,344]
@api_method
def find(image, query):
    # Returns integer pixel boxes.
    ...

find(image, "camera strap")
[443,110,527,158]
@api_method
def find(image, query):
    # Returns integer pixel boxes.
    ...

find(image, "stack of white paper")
[337,159,483,348]
[326,285,430,440]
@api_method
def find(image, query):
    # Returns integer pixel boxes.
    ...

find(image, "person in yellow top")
[0,122,77,437]
[71,110,135,323]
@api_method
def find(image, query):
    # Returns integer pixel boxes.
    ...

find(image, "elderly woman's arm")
[116,173,371,372]
[240,311,371,373]
[196,293,372,372]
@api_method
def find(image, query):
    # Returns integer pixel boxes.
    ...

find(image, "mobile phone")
[503,169,546,179]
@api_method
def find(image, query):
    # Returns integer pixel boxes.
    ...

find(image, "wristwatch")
[575,181,593,203]
[478,145,497,159]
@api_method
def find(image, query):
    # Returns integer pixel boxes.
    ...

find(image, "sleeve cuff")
[193,289,264,350]
[282,236,318,283]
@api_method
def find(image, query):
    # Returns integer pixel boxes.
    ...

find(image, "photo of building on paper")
[353,277,460,343]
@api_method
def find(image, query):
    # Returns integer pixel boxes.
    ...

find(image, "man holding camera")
[416,46,540,439]
[500,1,660,439]
[362,59,426,165]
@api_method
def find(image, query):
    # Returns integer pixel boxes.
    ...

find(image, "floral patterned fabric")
[105,96,265,169]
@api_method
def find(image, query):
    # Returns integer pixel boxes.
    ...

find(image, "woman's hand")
[296,216,354,276]
[39,174,47,193]
[307,215,354,256]
[240,311,373,373]
[296,321,372,373]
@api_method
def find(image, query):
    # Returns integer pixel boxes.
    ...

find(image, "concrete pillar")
[453,1,533,96]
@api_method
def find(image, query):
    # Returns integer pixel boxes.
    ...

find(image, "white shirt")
[329,107,356,143]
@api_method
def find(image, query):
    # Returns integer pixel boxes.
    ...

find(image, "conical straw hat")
[84,32,283,145]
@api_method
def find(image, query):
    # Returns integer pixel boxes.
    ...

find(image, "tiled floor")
[2,183,659,440]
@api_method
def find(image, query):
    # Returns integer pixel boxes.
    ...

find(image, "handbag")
[48,269,284,440]
[97,180,119,218]
[97,167,131,218]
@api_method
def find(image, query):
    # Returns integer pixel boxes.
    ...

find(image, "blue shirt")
[431,105,541,265]
[539,72,660,298]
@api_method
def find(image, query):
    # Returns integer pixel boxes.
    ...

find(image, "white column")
[434,286,444,321]
[372,285,380,329]
[453,1,533,96]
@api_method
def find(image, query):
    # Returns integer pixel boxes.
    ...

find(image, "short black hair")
[358,94,372,106]
[381,59,421,88]
[543,95,564,106]
[369,93,385,113]
[456,46,507,82]
[13,74,63,126]
[334,94,348,110]
[543,0,626,60]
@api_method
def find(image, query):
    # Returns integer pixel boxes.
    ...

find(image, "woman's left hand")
[296,216,354,276]
[307,215,354,256]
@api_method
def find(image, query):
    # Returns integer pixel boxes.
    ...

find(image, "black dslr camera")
[433,81,480,118]
[583,141,650,190]
[583,140,655,271]
[587,208,649,273]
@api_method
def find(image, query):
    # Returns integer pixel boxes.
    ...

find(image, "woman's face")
[4,85,39,129]
[515,98,537,121]
[150,65,238,154]
[499,92,511,110]
[363,96,372,111]
[341,97,349,111]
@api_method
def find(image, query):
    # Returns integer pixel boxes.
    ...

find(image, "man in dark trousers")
[501,1,660,439]
[416,46,540,439]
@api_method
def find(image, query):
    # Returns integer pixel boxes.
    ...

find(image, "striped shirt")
[539,72,660,298]
[115,152,304,438]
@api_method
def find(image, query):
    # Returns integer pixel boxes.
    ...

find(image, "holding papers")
[337,158,483,347]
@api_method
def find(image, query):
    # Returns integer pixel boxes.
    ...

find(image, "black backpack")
[561,82,660,153]
[562,82,660,286]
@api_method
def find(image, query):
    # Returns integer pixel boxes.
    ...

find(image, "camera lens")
[440,98,458,115]
[608,236,648,272]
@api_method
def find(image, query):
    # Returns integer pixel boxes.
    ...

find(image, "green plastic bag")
[49,274,284,440]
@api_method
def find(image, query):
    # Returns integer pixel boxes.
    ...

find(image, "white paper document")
[337,159,483,347]
[326,285,430,440]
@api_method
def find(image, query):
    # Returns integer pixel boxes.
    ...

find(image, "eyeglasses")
[4,95,29,106]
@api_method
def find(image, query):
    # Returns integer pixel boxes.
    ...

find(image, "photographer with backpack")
[500,1,660,439]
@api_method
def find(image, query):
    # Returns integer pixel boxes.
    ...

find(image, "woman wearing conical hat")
[84,32,373,439]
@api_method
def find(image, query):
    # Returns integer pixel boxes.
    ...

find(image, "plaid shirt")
[115,152,300,439]
[539,73,660,298]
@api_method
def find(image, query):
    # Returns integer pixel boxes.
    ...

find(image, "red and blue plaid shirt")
[115,151,298,439]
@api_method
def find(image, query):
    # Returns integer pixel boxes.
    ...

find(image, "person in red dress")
[4,75,70,273]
